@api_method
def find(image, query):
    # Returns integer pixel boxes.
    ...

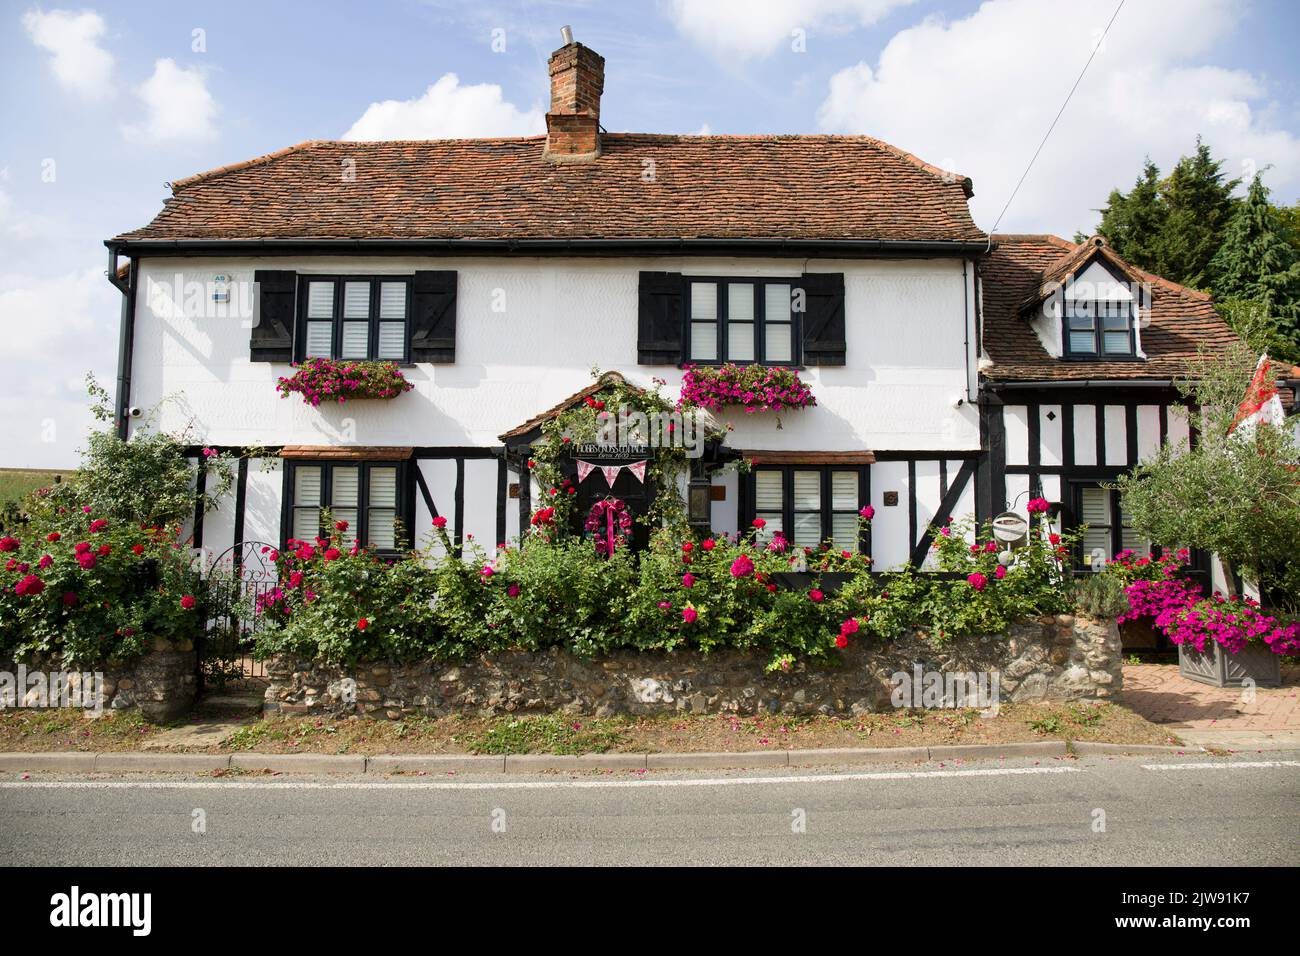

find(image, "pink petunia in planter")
[276,358,414,408]
[678,363,816,414]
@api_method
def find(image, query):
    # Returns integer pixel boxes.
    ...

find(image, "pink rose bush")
[276,358,414,408]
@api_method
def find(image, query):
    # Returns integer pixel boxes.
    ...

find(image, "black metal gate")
[197,540,279,694]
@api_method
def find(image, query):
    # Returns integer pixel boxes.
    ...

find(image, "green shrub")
[1073,572,1130,619]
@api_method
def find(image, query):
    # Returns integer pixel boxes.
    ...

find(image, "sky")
[3,0,1300,468]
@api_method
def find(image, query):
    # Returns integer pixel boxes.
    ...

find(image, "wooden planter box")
[772,572,854,595]
[1178,641,1282,688]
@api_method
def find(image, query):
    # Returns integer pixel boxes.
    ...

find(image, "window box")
[680,364,815,414]
[276,359,414,407]
[771,571,855,595]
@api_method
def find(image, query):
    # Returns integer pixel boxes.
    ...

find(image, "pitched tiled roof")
[114,135,985,244]
[980,234,1237,382]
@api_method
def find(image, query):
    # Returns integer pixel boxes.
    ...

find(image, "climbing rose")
[14,574,45,596]
[97,544,111,557]
[322,548,341,561]
[357,618,369,631]
[507,584,520,598]
[835,633,849,649]
[1048,533,1061,545]
[808,589,824,603]
[859,505,875,520]
[682,541,694,553]
[0,537,18,552]
[1027,497,1050,514]
[751,518,766,529]
[967,572,988,591]
[37,554,52,569]
[432,516,448,529]
[131,544,145,555]
[46,532,60,542]
[682,572,695,588]
[88,519,108,533]
[481,565,495,578]
[289,571,304,587]
[729,554,754,578]
[995,565,1007,580]
[179,595,196,609]
[701,539,715,551]
[840,617,860,636]
[681,607,698,623]
[335,520,349,532]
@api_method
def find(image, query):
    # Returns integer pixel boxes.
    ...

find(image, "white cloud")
[0,261,117,467]
[666,0,916,59]
[22,8,115,99]
[122,58,218,144]
[342,73,544,140]
[816,0,1300,237]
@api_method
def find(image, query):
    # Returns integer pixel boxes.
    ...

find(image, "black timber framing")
[909,459,977,566]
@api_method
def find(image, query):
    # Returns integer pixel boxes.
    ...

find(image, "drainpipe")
[106,246,137,440]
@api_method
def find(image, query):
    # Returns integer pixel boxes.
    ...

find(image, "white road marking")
[0,765,1081,792]
[1141,760,1300,771]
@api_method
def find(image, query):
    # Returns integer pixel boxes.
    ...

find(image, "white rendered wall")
[129,255,980,455]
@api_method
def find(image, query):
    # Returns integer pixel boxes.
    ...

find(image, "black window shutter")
[250,270,296,362]
[800,272,846,366]
[410,270,457,363]
[638,271,684,364]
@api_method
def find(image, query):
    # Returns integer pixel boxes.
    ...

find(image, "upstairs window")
[288,461,405,553]
[1064,299,1135,358]
[299,277,410,362]
[688,279,798,365]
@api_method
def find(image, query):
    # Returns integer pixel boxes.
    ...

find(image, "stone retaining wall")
[2,640,197,722]
[266,615,1122,719]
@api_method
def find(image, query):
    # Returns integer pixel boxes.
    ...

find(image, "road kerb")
[366,754,506,774]
[230,753,367,774]
[927,741,1068,761]
[787,746,929,766]
[1069,740,1201,756]
[0,752,98,772]
[94,753,232,772]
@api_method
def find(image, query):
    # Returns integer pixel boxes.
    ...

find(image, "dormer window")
[1064,298,1135,358]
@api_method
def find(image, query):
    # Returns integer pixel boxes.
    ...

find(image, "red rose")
[77,552,97,570]
[324,548,341,561]
[808,589,824,603]
[701,539,715,551]
[14,574,45,597]
[334,520,349,532]
[432,516,448,529]
[751,518,766,529]
[131,544,145,555]
[357,617,369,631]
[46,532,61,542]
[0,536,19,552]
[179,595,196,609]
[835,633,849,649]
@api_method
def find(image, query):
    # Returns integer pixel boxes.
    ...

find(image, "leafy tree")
[1116,339,1300,611]
[1157,138,1240,287]
[1209,174,1300,361]
[1087,159,1167,270]
[22,375,234,531]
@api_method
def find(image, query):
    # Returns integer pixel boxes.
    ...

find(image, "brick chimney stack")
[544,28,604,162]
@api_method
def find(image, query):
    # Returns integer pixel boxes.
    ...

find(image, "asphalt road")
[1,753,1296,866]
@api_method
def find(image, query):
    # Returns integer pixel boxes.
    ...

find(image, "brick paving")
[1119,662,1300,730]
